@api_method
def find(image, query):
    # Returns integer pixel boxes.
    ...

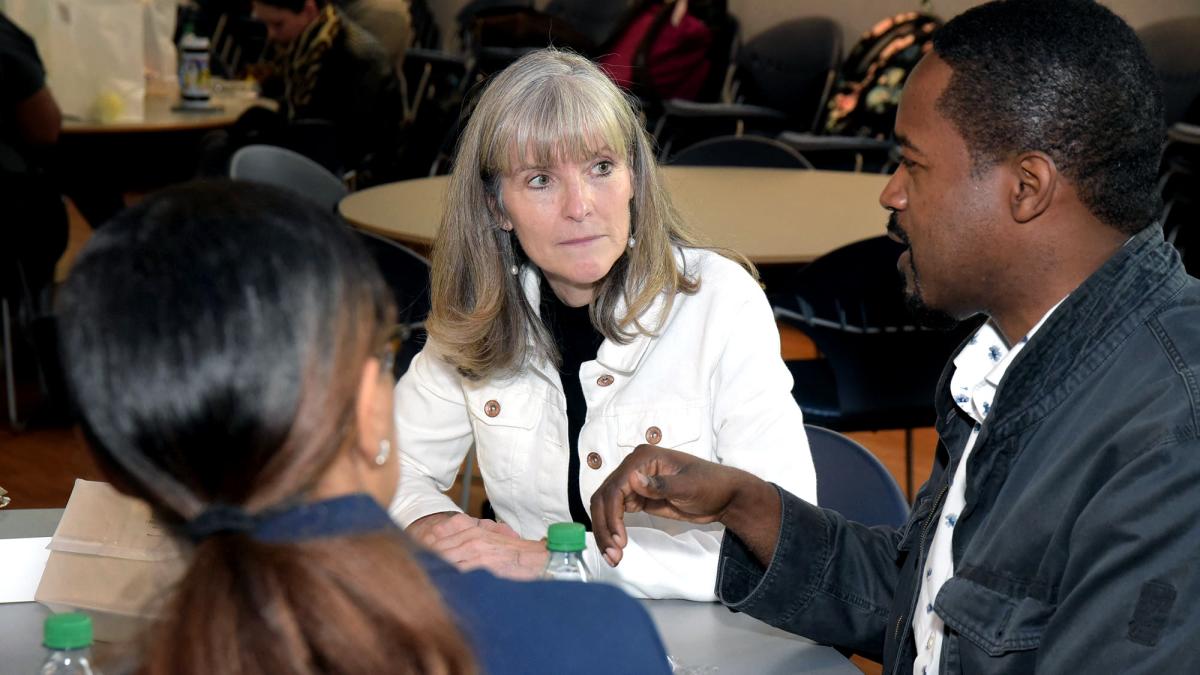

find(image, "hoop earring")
[374,439,391,466]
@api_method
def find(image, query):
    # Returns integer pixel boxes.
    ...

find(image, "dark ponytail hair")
[57,180,474,675]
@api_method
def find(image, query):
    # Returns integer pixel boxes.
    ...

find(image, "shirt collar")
[248,493,396,543]
[950,297,1067,423]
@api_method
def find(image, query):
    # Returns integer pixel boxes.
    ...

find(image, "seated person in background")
[591,0,1200,672]
[56,180,670,675]
[202,0,404,183]
[392,49,817,599]
[0,12,67,298]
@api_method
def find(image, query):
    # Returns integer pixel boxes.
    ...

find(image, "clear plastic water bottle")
[41,612,100,675]
[542,522,590,582]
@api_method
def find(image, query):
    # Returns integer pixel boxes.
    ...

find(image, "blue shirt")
[255,494,672,675]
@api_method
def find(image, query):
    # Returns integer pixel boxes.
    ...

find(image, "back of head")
[933,0,1165,235]
[57,180,472,675]
[58,179,390,513]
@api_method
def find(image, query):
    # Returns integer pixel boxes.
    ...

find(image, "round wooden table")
[62,91,274,135]
[339,167,893,264]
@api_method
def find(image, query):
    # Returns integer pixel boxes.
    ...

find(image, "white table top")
[339,167,892,264]
[643,599,859,674]
[0,508,857,674]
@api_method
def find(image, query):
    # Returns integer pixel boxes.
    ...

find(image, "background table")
[57,87,276,228]
[0,508,858,674]
[62,88,273,135]
[339,167,892,264]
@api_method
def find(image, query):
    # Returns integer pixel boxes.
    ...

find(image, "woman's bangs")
[491,79,630,174]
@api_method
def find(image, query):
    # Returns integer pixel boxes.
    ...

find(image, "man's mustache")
[887,211,910,247]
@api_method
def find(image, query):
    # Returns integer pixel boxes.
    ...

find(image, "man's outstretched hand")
[590,444,782,567]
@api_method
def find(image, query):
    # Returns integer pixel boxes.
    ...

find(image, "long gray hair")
[427,49,751,379]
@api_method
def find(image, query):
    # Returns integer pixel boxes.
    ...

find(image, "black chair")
[207,11,268,79]
[458,2,594,77]
[772,236,977,497]
[655,16,842,159]
[1138,17,1200,126]
[1,173,68,429]
[668,134,813,169]
[408,0,442,49]
[544,0,634,50]
[399,47,472,126]
[1,261,41,429]
[807,424,908,528]
[776,131,898,173]
[354,229,432,378]
[1160,123,1200,275]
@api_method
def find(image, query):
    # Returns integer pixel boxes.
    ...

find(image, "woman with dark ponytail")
[56,180,670,675]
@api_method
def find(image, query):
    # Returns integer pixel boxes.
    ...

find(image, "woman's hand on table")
[407,511,550,580]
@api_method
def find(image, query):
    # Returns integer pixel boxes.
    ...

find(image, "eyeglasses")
[378,324,408,383]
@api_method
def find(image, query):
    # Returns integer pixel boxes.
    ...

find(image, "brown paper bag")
[35,479,187,642]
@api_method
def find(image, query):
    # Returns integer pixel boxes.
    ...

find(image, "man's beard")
[888,212,959,331]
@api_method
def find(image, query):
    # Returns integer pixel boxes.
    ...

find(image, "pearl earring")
[510,264,519,275]
[628,235,636,249]
[374,439,391,466]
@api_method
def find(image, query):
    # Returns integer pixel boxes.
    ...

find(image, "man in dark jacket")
[591,1,1200,673]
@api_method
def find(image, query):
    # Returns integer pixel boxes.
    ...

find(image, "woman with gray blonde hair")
[392,49,816,599]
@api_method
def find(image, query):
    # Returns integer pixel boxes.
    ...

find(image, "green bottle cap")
[44,612,93,650]
[546,522,586,552]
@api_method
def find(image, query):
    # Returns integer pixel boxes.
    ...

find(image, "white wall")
[429,0,1200,53]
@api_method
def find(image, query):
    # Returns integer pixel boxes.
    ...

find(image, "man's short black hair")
[933,0,1164,235]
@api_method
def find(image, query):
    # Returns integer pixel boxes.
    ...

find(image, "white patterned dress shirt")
[913,298,1065,675]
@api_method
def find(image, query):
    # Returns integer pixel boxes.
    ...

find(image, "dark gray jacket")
[717,225,1200,674]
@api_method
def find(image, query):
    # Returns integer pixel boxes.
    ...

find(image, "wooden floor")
[0,205,932,674]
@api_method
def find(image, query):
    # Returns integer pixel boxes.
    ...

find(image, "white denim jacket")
[390,248,817,599]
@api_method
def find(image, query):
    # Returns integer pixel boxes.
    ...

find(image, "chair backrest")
[806,424,908,528]
[1138,17,1200,126]
[545,0,633,49]
[1160,124,1200,275]
[668,135,813,169]
[228,144,349,213]
[735,16,842,132]
[775,235,912,329]
[772,236,975,417]
[354,229,432,376]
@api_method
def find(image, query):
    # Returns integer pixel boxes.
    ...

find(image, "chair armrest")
[661,98,789,121]
[777,132,896,153]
